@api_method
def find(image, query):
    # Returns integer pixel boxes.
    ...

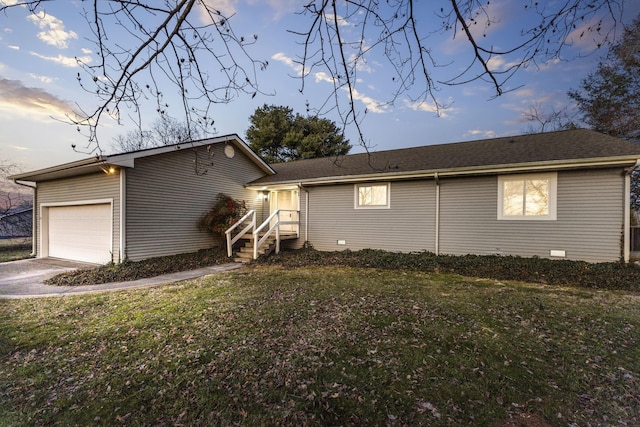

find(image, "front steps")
[232,234,277,263]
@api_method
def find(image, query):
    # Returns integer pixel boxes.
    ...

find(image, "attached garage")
[43,202,113,264]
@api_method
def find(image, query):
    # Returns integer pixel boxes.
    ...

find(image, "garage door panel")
[48,204,112,264]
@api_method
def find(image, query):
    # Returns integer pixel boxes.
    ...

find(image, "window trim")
[354,183,390,209]
[497,172,557,221]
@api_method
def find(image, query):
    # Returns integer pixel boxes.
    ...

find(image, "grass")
[0,238,32,263]
[1,265,638,426]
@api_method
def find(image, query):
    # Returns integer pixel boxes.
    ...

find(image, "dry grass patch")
[1,266,638,426]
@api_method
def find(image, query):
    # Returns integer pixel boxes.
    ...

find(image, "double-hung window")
[498,173,557,220]
[355,183,390,209]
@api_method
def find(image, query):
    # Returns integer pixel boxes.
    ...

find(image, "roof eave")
[9,157,106,183]
[10,134,275,183]
[107,134,275,175]
[248,155,640,188]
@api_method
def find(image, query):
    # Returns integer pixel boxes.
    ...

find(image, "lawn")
[1,266,638,426]
[0,238,32,263]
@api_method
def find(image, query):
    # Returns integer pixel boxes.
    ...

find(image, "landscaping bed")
[260,248,640,292]
[45,246,640,291]
[44,248,228,286]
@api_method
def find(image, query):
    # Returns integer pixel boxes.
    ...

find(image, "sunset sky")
[1,0,638,173]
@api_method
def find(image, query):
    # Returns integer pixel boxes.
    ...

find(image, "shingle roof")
[249,129,640,186]
[10,134,274,183]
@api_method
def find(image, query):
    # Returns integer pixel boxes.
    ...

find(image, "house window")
[355,183,390,209]
[498,173,557,220]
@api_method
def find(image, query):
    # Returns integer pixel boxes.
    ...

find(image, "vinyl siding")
[438,168,625,262]
[304,180,436,252]
[36,172,121,262]
[125,144,266,261]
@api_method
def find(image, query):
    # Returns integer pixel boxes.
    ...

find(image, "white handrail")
[225,210,255,257]
[253,210,281,259]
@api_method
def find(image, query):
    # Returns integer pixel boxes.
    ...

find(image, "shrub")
[198,193,247,244]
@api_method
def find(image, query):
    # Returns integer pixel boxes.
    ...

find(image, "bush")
[198,193,247,244]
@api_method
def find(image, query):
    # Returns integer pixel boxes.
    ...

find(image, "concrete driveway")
[0,258,97,297]
[0,257,244,299]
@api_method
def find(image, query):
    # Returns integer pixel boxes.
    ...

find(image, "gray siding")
[304,181,436,252]
[299,168,625,263]
[439,168,625,262]
[125,144,266,261]
[36,172,121,262]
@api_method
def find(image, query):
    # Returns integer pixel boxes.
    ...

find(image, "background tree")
[568,15,640,140]
[520,103,578,134]
[567,15,640,211]
[567,14,640,210]
[0,1,624,153]
[246,105,351,163]
[0,157,32,237]
[112,115,206,153]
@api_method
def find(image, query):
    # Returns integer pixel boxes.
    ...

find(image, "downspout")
[434,172,440,256]
[119,168,126,263]
[623,160,640,263]
[299,182,309,245]
[13,180,37,257]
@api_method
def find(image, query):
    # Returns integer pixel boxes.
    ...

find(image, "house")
[246,128,640,263]
[10,135,274,264]
[11,129,640,264]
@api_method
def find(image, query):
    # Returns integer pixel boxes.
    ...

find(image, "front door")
[270,190,299,233]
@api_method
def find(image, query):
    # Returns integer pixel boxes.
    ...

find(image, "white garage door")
[48,204,112,264]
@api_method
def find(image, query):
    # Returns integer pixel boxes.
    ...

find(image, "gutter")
[623,159,640,262]
[299,182,309,244]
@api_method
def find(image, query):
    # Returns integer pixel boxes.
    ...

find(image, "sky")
[0,0,639,173]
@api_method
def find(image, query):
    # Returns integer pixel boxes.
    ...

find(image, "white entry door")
[47,204,112,264]
[270,190,299,232]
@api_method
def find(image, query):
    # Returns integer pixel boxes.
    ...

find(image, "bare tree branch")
[0,0,624,154]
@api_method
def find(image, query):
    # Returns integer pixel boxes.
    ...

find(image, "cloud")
[259,0,299,20]
[441,1,511,54]
[403,99,457,118]
[511,88,535,98]
[197,0,299,22]
[29,51,91,67]
[351,88,385,113]
[27,11,78,49]
[29,73,56,84]
[313,71,335,84]
[272,52,306,76]
[8,45,19,50]
[464,129,498,139]
[324,13,349,27]
[197,0,237,23]
[485,55,522,72]
[348,53,373,73]
[0,78,76,118]
[273,52,386,113]
[566,17,616,51]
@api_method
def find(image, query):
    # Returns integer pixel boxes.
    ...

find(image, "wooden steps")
[232,234,277,263]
